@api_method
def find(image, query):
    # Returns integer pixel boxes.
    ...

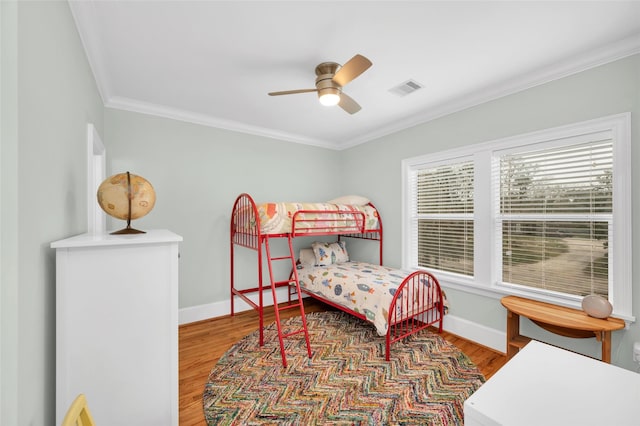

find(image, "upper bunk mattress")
[256,202,380,235]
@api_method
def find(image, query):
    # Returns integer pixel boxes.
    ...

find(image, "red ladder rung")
[270,255,293,261]
[277,303,302,311]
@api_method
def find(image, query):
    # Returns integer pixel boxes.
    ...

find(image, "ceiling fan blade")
[268,88,318,96]
[338,92,362,114]
[332,54,372,87]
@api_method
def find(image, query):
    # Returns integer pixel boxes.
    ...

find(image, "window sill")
[437,276,636,325]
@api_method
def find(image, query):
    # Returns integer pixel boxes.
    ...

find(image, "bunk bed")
[230,193,446,367]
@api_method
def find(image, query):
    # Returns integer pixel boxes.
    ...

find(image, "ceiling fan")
[268,54,372,114]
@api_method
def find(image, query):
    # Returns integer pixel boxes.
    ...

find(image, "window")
[403,114,632,320]
[497,140,612,298]
[408,159,475,276]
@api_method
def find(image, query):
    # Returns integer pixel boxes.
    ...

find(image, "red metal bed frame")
[230,193,444,366]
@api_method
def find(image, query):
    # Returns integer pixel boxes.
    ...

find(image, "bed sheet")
[255,202,379,235]
[297,261,446,336]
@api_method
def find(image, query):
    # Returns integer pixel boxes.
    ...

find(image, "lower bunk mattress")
[297,261,448,336]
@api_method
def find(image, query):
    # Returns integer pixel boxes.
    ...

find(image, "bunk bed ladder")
[264,235,312,367]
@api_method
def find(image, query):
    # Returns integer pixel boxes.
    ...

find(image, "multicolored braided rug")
[203,311,485,425]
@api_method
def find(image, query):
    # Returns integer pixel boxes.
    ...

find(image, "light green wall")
[1,1,104,424]
[340,54,640,370]
[1,2,20,424]
[104,108,342,308]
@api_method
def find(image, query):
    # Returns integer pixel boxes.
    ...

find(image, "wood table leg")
[506,310,520,360]
[601,331,612,363]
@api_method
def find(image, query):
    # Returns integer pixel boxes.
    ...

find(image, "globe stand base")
[110,218,146,235]
[110,226,146,235]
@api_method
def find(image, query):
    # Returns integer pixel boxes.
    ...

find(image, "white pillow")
[298,248,317,267]
[312,241,349,266]
[327,195,370,206]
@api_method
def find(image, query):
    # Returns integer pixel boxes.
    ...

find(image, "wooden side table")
[501,295,625,363]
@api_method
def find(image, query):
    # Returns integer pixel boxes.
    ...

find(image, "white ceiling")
[69,1,640,150]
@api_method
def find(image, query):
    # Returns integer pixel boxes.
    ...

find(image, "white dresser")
[464,340,640,426]
[52,230,182,426]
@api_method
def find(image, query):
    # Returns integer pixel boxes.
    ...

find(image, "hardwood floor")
[178,299,507,426]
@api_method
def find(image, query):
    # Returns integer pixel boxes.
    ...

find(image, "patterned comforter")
[255,202,380,235]
[297,261,447,336]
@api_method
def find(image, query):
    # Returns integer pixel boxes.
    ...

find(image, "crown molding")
[105,96,342,150]
[68,0,109,104]
[341,33,640,150]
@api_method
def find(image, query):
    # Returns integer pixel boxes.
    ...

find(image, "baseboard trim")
[180,294,506,354]
[442,313,506,353]
[178,287,293,325]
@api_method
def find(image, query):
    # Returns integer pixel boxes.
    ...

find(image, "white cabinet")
[52,230,182,426]
[464,340,640,426]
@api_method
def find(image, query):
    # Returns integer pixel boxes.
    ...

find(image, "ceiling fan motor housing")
[315,62,342,99]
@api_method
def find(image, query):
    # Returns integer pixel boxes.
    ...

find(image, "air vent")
[389,79,424,97]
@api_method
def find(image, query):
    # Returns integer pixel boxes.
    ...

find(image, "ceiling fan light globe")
[319,93,340,106]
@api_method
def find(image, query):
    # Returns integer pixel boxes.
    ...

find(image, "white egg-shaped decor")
[581,295,613,319]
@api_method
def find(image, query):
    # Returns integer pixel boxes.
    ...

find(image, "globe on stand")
[97,171,156,234]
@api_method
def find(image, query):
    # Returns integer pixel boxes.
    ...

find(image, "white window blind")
[497,139,613,297]
[412,160,474,276]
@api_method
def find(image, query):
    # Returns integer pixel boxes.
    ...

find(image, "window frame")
[401,113,633,321]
